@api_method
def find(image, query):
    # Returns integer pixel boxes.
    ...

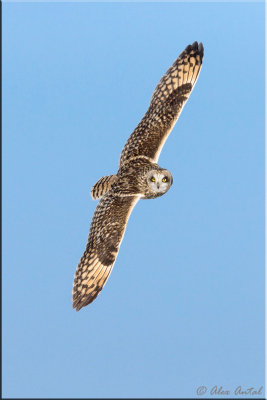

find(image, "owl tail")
[91,174,118,200]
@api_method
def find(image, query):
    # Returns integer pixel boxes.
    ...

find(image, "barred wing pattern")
[120,41,204,165]
[73,193,139,310]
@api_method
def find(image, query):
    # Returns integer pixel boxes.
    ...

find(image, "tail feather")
[91,174,118,200]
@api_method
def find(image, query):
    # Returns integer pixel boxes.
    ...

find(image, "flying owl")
[73,41,204,311]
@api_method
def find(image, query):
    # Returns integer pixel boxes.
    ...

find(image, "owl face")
[146,169,173,196]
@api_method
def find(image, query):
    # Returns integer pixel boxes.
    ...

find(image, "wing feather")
[119,41,204,165]
[73,192,139,310]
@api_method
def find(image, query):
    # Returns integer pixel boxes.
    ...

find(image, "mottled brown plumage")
[72,193,139,310]
[120,41,204,164]
[73,41,204,310]
[91,174,118,200]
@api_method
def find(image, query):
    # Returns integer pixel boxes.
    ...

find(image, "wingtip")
[192,41,204,55]
[184,41,204,58]
[72,300,79,311]
[73,301,82,312]
[73,292,98,311]
[198,42,204,56]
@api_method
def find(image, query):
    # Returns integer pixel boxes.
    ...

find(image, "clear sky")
[3,2,265,398]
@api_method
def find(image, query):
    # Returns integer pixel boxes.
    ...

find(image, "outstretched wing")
[120,41,204,165]
[73,192,139,310]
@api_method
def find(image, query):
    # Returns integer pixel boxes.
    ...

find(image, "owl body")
[73,41,204,310]
[114,156,172,199]
[92,156,172,200]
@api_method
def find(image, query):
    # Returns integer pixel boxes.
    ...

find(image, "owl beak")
[157,183,160,189]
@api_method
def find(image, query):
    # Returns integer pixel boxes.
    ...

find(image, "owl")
[73,41,204,310]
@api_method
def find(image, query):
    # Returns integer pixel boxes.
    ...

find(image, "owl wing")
[120,41,204,165]
[73,192,139,310]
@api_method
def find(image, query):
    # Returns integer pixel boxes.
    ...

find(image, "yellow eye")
[162,177,167,183]
[151,177,156,182]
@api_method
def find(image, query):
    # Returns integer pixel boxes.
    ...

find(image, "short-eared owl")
[73,41,204,310]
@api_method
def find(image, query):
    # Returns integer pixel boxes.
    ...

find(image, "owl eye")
[151,177,156,182]
[162,177,168,183]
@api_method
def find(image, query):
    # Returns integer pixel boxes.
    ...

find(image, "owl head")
[145,168,173,198]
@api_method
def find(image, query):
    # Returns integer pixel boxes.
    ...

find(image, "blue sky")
[3,2,265,398]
